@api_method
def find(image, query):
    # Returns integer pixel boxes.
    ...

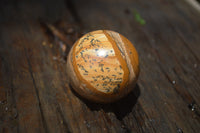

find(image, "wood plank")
[0,0,199,133]
[72,0,200,132]
[0,0,74,132]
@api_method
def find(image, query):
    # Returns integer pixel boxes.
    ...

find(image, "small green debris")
[133,10,146,25]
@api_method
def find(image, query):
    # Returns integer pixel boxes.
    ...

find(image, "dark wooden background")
[0,0,200,132]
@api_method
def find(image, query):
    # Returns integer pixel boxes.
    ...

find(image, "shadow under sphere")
[70,83,141,120]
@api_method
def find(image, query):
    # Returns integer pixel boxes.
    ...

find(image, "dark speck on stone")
[113,84,120,93]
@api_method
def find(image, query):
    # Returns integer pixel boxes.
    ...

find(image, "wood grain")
[0,0,199,132]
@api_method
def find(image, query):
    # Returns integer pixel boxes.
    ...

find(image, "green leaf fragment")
[133,10,146,25]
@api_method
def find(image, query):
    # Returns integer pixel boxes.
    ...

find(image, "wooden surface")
[0,0,200,132]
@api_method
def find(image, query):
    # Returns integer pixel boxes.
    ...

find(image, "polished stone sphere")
[67,30,139,103]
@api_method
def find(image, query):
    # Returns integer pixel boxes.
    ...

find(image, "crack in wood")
[25,48,49,133]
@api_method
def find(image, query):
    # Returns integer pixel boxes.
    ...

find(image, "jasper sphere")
[67,30,139,103]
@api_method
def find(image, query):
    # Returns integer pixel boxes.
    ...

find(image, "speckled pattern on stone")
[71,30,139,95]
